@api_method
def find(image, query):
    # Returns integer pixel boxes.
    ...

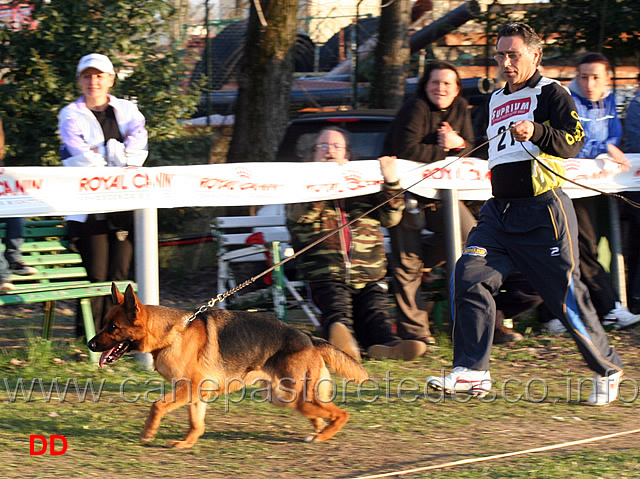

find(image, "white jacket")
[58,94,148,222]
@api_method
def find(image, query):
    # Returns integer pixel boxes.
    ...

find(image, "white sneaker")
[587,371,623,406]
[602,302,640,330]
[544,318,567,335]
[426,366,491,397]
[0,281,15,292]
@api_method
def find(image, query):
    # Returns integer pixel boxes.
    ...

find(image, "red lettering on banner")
[199,178,279,192]
[72,172,175,192]
[490,98,531,125]
[573,170,611,182]
[345,179,382,190]
[200,178,223,189]
[133,172,173,189]
[0,179,43,196]
[79,176,129,191]
[109,176,126,190]
[423,168,451,180]
[306,184,340,193]
[133,174,148,188]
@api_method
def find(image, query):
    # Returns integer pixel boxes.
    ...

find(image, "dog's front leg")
[141,384,192,445]
[167,401,208,449]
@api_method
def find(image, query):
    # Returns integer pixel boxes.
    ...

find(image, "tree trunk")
[370,0,411,110]
[227,0,298,163]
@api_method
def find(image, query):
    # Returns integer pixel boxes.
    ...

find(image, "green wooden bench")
[0,219,136,362]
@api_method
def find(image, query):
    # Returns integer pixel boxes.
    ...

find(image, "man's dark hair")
[416,60,462,97]
[577,52,611,72]
[497,22,543,66]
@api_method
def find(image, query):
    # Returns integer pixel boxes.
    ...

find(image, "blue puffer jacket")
[568,78,622,159]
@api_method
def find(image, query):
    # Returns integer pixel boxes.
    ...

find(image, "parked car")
[275,109,396,162]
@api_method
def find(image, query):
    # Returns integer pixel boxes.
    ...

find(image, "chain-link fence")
[187,2,496,119]
[185,1,638,120]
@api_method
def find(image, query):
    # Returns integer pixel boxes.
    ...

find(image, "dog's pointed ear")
[111,282,125,304]
[123,284,141,314]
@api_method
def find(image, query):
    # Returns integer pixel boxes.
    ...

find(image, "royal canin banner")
[0,155,638,217]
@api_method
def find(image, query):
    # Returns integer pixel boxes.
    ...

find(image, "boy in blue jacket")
[561,52,640,331]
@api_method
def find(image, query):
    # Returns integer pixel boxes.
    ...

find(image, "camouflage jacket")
[286,182,404,288]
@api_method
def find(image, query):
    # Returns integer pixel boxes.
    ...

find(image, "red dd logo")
[29,434,68,455]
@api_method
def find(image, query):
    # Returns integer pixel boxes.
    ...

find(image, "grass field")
[1,291,639,478]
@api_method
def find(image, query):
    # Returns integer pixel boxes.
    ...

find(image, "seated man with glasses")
[286,127,427,362]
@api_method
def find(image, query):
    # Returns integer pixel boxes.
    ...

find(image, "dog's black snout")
[87,338,97,351]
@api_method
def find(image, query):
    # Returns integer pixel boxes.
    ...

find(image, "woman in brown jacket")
[383,61,477,345]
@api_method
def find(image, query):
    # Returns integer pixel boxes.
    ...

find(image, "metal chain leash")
[183,277,257,326]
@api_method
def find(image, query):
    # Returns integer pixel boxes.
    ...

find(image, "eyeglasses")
[315,143,346,151]
[493,50,530,62]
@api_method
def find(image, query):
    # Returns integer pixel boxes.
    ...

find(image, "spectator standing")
[559,53,639,330]
[58,53,148,332]
[622,73,640,153]
[382,61,476,346]
[621,73,640,313]
[286,127,426,362]
[426,23,624,405]
[0,118,37,291]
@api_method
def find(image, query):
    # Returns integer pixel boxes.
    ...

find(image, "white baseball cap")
[76,53,115,75]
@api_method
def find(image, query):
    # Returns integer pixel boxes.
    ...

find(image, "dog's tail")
[311,337,369,381]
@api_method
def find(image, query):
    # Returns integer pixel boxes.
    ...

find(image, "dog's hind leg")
[299,362,350,442]
[167,400,208,449]
[297,400,350,442]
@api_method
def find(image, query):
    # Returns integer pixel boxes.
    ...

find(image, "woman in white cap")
[58,53,148,334]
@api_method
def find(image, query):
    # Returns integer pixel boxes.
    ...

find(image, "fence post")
[134,208,159,369]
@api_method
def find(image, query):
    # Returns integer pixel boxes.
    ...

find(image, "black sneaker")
[10,262,38,275]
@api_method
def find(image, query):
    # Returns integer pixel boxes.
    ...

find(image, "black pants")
[621,191,640,312]
[309,280,399,349]
[453,189,623,376]
[573,196,618,317]
[494,270,543,323]
[389,199,476,340]
[68,214,133,333]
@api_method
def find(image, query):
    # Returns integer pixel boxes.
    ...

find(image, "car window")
[293,130,387,161]
[350,131,387,160]
[277,115,394,162]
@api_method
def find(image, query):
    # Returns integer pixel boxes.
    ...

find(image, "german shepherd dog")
[87,284,369,448]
